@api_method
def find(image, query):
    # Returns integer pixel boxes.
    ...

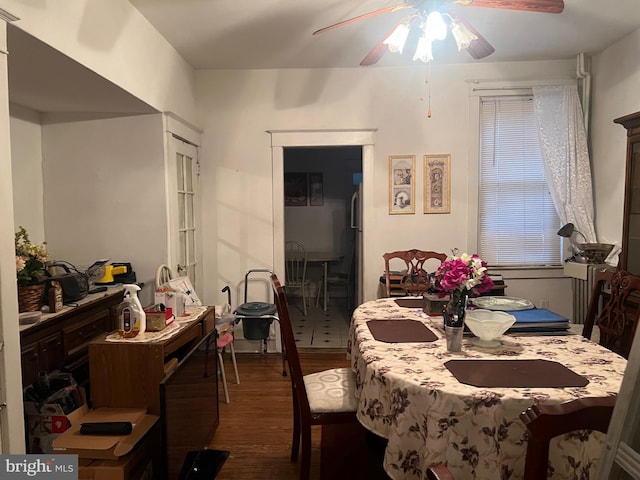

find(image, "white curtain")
[532,85,596,243]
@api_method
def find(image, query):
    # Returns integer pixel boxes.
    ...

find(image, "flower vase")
[18,284,45,313]
[445,291,468,327]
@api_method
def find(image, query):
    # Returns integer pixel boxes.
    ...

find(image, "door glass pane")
[176,154,185,190]
[186,194,194,229]
[188,230,195,264]
[178,194,185,229]
[185,156,193,192]
[179,231,186,266]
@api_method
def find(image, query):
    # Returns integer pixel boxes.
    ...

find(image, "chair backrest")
[285,241,308,286]
[582,269,640,358]
[383,249,447,297]
[270,274,311,416]
[519,396,616,480]
[426,396,616,480]
[155,264,174,289]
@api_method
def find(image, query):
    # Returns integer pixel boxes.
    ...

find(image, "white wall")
[40,113,167,303]
[10,104,44,242]
[4,0,199,126]
[590,28,640,253]
[196,60,578,316]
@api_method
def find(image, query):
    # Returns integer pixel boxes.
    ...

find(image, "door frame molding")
[268,129,377,302]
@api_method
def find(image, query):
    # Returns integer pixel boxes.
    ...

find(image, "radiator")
[569,263,608,324]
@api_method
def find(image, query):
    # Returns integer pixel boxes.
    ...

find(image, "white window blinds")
[479,96,561,266]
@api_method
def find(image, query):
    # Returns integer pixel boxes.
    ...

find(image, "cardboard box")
[77,422,161,480]
[143,305,174,331]
[52,406,159,460]
[24,384,85,454]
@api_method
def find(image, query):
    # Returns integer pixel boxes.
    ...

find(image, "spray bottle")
[117,284,146,338]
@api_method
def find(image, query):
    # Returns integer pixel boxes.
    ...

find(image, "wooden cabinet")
[20,332,64,387]
[88,306,216,415]
[614,111,640,275]
[89,306,217,480]
[20,289,121,387]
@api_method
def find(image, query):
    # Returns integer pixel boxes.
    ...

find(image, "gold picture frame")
[424,154,451,214]
[389,155,416,214]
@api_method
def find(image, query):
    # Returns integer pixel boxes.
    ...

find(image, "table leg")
[323,261,328,311]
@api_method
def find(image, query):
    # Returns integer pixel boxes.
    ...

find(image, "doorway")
[269,129,376,348]
[283,147,362,347]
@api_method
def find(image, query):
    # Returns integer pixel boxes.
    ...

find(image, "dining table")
[306,251,344,311]
[347,297,627,480]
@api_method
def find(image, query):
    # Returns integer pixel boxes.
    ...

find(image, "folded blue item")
[508,308,569,324]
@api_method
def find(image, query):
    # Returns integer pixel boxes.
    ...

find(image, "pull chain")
[426,62,432,118]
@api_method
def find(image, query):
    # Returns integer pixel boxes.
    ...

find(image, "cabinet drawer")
[63,310,111,359]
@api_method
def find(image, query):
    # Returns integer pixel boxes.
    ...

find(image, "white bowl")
[465,309,516,347]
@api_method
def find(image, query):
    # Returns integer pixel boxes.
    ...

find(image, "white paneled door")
[168,135,200,290]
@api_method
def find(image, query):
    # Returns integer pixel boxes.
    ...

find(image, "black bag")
[44,263,89,303]
[111,262,137,284]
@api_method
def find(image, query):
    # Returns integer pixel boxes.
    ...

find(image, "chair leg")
[291,391,301,462]
[217,349,230,404]
[300,424,312,480]
[229,342,239,384]
[315,281,322,308]
[302,285,308,316]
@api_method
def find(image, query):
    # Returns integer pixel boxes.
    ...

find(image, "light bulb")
[425,11,447,42]
[451,19,477,51]
[384,23,410,53]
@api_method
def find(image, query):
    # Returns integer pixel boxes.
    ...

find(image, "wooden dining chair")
[270,273,359,480]
[582,268,640,358]
[425,396,617,480]
[285,240,311,315]
[383,249,447,297]
[154,264,174,289]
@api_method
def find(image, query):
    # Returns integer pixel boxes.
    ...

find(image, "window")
[478,95,561,267]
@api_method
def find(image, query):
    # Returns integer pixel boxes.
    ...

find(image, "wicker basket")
[18,284,45,313]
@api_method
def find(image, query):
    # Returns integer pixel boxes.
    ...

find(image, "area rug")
[179,449,230,479]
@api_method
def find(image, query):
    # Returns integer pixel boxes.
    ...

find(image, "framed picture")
[284,172,308,206]
[424,154,451,214]
[309,172,323,206]
[389,155,416,214]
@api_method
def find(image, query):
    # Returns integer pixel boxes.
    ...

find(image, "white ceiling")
[129,0,640,69]
[6,1,640,114]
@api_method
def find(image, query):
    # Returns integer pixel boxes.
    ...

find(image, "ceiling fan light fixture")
[450,18,478,51]
[425,11,447,42]
[413,36,434,62]
[383,23,410,53]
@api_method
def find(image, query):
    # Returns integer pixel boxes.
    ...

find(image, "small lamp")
[557,223,587,243]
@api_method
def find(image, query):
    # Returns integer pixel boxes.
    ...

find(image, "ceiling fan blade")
[360,17,409,66]
[454,15,495,59]
[313,3,412,36]
[456,0,564,14]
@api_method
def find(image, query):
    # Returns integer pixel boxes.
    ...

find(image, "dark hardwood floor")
[208,349,389,480]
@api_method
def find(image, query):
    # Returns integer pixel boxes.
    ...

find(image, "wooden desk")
[89,306,215,415]
[20,287,123,387]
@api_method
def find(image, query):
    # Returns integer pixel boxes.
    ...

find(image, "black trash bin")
[237,301,277,340]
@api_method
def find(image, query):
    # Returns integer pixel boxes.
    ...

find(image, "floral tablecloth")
[347,298,627,480]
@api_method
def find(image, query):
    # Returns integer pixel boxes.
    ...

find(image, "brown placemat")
[367,319,437,343]
[444,359,589,388]
[394,298,424,308]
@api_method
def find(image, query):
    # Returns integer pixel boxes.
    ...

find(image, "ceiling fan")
[313,0,565,66]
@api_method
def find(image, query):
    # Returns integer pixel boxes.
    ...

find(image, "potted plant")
[15,226,48,312]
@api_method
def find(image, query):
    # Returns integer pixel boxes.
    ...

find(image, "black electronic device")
[80,421,133,436]
[160,329,220,480]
